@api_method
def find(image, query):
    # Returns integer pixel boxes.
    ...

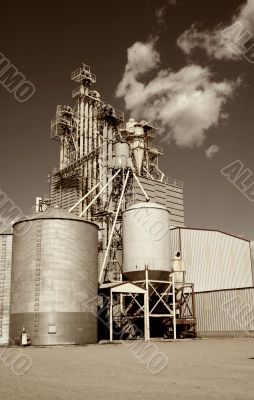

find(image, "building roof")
[170,226,250,243]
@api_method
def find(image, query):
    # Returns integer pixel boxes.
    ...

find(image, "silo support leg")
[144,268,150,341]
[110,290,113,342]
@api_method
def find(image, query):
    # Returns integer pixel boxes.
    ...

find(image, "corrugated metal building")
[170,227,254,291]
[171,228,254,336]
[0,232,13,345]
[195,288,254,337]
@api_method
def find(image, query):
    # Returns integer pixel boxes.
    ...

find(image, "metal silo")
[9,207,98,346]
[122,202,171,280]
[0,230,13,345]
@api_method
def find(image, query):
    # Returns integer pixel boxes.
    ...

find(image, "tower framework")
[37,63,195,340]
[43,63,185,282]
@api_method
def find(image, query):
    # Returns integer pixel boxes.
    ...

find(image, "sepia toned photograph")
[0,1,254,399]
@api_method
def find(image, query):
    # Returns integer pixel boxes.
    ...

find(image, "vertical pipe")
[107,125,113,210]
[145,267,150,341]
[84,102,89,156]
[120,293,123,314]
[82,101,89,215]
[93,103,97,188]
[76,100,80,161]
[88,103,93,193]
[110,290,113,342]
[79,98,85,215]
[172,274,177,340]
[60,138,64,169]
[79,98,84,158]
[102,123,108,207]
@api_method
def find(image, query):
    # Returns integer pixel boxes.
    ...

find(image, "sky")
[0,0,254,239]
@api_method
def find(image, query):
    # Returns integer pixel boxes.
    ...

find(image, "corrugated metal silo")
[0,230,13,345]
[9,207,98,345]
[122,202,171,280]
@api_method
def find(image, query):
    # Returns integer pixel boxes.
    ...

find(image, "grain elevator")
[1,62,253,346]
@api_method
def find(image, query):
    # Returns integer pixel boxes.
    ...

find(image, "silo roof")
[13,206,98,228]
[124,202,169,212]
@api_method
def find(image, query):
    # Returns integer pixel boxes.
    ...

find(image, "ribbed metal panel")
[250,241,254,285]
[170,227,180,257]
[0,234,13,345]
[50,174,80,215]
[178,228,252,291]
[10,208,98,345]
[195,288,254,335]
[133,176,185,227]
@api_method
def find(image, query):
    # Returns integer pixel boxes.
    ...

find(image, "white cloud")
[116,40,238,148]
[177,24,240,60]
[205,144,221,158]
[177,0,254,61]
[156,7,166,25]
[237,0,254,31]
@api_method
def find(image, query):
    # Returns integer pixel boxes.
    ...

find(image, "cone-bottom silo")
[9,207,98,346]
[122,202,171,281]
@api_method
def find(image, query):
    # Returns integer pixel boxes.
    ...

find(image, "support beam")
[80,169,121,217]
[144,267,150,341]
[68,182,100,213]
[99,169,130,284]
[110,289,113,342]
[172,274,176,340]
[133,172,150,202]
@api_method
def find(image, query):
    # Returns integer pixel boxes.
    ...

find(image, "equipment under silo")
[0,231,13,345]
[9,207,98,346]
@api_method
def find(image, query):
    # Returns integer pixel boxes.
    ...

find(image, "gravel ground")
[0,338,254,400]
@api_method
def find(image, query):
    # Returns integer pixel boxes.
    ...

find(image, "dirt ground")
[0,338,254,400]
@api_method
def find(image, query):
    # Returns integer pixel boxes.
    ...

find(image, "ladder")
[0,237,7,339]
[34,220,42,338]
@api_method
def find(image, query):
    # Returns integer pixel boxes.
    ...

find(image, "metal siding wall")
[0,235,12,345]
[134,177,185,227]
[196,288,254,333]
[170,228,180,256]
[250,241,254,286]
[50,175,80,215]
[180,229,253,291]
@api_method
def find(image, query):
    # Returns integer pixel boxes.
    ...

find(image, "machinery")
[30,63,195,343]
